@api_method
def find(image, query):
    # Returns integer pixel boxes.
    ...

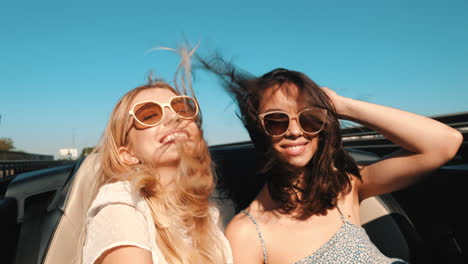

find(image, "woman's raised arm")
[323,87,463,200]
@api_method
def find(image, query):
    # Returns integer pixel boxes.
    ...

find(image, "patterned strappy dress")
[241,208,408,264]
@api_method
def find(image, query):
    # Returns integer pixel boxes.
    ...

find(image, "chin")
[155,157,180,167]
[285,157,311,168]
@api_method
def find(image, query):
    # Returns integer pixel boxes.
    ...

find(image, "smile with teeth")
[282,142,308,155]
[160,131,188,144]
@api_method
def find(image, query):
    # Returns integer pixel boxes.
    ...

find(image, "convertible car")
[1,137,467,264]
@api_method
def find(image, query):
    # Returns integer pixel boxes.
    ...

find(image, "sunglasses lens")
[171,97,198,118]
[134,102,163,126]
[299,109,325,133]
[263,112,289,135]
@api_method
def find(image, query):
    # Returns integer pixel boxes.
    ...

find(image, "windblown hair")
[200,58,361,218]
[93,47,226,264]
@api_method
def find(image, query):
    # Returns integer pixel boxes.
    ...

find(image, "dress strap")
[336,206,348,223]
[241,210,268,264]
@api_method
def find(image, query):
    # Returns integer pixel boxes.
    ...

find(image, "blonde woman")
[82,51,232,264]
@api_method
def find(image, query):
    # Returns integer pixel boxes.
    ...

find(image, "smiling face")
[120,87,200,167]
[259,83,321,168]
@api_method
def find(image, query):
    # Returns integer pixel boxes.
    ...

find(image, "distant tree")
[0,137,14,151]
[80,146,95,158]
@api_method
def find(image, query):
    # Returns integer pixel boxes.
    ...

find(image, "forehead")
[259,83,308,112]
[132,88,177,105]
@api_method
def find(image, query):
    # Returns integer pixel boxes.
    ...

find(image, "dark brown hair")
[200,58,361,217]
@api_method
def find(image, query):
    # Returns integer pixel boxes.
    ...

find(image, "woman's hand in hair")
[320,87,346,116]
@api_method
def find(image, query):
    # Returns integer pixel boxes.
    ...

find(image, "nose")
[162,106,179,125]
[286,117,302,137]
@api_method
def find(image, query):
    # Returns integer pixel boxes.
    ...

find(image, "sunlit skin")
[119,88,200,185]
[259,84,320,168]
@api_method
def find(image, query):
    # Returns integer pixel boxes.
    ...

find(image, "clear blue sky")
[1,1,467,158]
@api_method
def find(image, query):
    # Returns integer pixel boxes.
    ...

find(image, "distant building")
[58,148,78,160]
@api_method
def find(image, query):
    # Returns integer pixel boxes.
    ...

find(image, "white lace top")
[83,181,233,264]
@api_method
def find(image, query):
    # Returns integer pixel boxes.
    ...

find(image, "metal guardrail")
[0,150,53,161]
[0,160,75,179]
[341,111,468,136]
[341,111,468,164]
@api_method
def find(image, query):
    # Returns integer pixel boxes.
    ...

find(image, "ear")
[118,146,140,165]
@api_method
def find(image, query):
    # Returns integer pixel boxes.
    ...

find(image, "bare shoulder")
[224,211,263,264]
[224,211,258,241]
[99,245,152,264]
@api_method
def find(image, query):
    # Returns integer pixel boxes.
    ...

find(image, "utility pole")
[72,128,75,149]
[72,128,76,160]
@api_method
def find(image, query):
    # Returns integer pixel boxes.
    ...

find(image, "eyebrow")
[262,108,285,112]
[262,105,323,113]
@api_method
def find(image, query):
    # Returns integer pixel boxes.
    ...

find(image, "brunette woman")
[203,64,461,264]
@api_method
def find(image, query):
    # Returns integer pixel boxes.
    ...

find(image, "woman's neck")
[254,169,306,214]
[156,165,179,188]
[292,170,306,188]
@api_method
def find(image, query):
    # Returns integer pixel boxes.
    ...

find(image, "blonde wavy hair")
[92,47,227,263]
